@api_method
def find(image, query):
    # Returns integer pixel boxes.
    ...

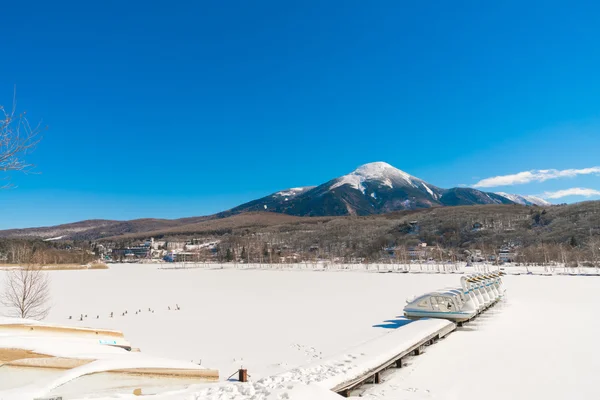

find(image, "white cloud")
[541,188,600,199]
[473,167,600,188]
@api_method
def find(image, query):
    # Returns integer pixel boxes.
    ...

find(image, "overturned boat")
[0,317,218,398]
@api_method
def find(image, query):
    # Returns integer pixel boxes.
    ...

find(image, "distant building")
[112,244,150,259]
[408,246,427,259]
[151,239,166,250]
[166,241,186,250]
[184,241,219,252]
[498,248,516,262]
[131,246,150,257]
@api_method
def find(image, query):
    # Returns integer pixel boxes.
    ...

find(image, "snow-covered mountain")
[329,162,441,200]
[0,162,557,240]
[494,192,551,206]
[224,162,545,217]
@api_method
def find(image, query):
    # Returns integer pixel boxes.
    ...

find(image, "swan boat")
[403,272,505,323]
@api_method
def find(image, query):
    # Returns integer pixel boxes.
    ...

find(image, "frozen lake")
[364,275,600,400]
[0,264,461,379]
[1,264,599,399]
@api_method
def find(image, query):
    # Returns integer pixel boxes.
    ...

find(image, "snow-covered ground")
[362,275,600,400]
[0,264,460,379]
[1,264,599,399]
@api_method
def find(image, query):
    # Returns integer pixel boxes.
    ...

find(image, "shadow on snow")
[372,316,413,329]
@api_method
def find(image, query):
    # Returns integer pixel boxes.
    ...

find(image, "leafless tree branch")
[0,88,44,189]
[1,264,51,320]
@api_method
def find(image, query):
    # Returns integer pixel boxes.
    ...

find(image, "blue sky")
[1,1,600,228]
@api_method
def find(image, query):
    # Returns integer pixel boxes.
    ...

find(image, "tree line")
[0,239,97,265]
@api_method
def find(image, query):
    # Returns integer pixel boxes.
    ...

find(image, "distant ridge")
[0,162,555,240]
[494,192,550,206]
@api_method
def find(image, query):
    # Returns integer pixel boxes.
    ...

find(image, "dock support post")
[238,369,248,382]
[374,372,381,384]
[414,345,424,356]
[395,358,403,368]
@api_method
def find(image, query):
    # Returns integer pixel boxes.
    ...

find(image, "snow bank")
[0,317,42,326]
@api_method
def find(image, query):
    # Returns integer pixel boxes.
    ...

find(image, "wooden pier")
[323,320,456,397]
[332,297,502,396]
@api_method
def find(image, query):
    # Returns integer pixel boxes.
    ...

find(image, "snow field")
[362,275,600,400]
[1,265,599,399]
[0,265,460,381]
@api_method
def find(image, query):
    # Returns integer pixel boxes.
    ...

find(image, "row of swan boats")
[403,272,506,323]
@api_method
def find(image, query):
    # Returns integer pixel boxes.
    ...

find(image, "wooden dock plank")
[331,320,456,395]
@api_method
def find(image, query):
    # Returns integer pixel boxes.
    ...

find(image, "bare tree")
[1,90,43,188]
[1,265,51,320]
[588,232,600,269]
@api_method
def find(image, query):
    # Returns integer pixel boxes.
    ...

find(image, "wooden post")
[374,372,381,384]
[395,358,403,368]
[238,368,248,382]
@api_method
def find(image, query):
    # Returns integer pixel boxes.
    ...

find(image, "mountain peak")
[330,162,418,193]
[353,162,415,184]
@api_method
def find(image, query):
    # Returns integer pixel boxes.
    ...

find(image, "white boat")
[403,291,477,322]
[478,272,505,301]
[0,317,219,398]
[404,272,505,323]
